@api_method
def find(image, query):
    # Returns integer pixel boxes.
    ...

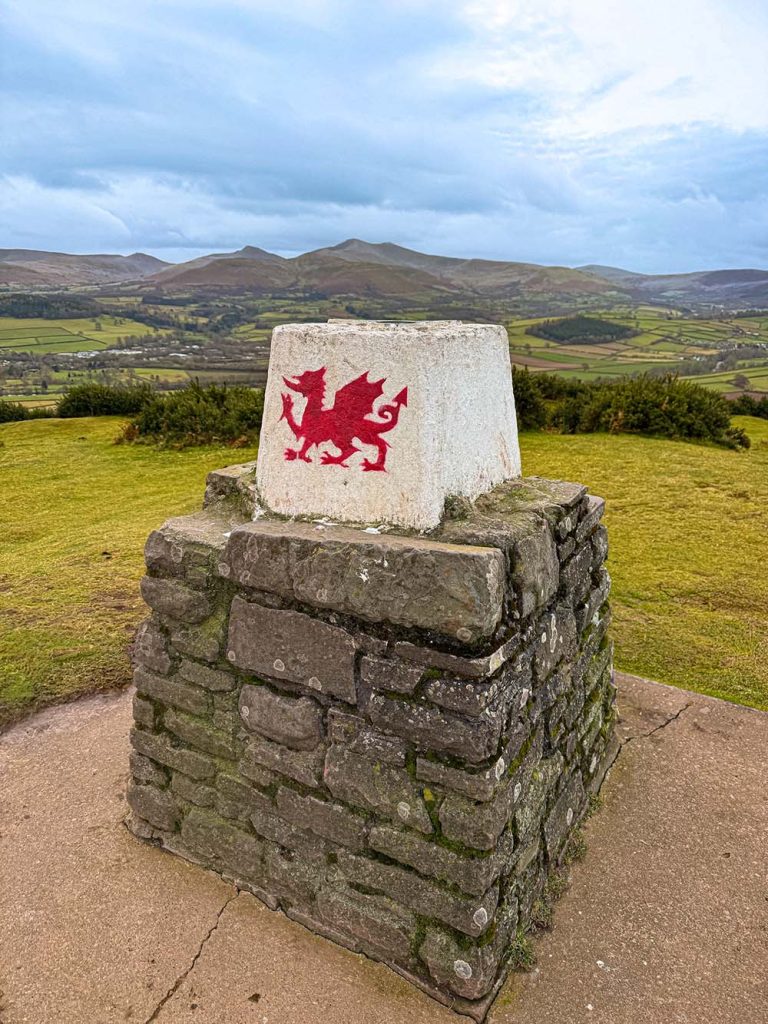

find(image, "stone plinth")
[256,320,521,530]
[127,468,616,1019]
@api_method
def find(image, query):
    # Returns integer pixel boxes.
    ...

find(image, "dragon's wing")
[331,372,385,421]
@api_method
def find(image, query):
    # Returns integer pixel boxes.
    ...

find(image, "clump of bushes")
[57,382,153,417]
[730,393,768,420]
[0,399,54,423]
[120,381,264,446]
[512,368,750,449]
[526,315,637,345]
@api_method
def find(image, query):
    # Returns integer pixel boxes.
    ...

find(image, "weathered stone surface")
[170,772,217,808]
[591,523,609,566]
[145,510,240,585]
[140,576,213,624]
[134,665,210,717]
[316,887,416,961]
[203,462,258,516]
[515,752,564,840]
[561,544,593,605]
[224,521,506,642]
[168,605,228,663]
[129,750,168,787]
[533,603,578,680]
[181,808,263,878]
[421,674,500,717]
[323,745,432,833]
[366,693,502,764]
[132,618,172,675]
[227,597,357,703]
[327,709,408,766]
[240,734,324,789]
[130,727,216,781]
[438,788,512,851]
[576,494,606,543]
[359,654,423,695]
[127,782,180,832]
[264,845,326,903]
[249,803,321,858]
[393,639,513,680]
[338,850,498,938]
[415,756,504,803]
[276,788,368,851]
[256,320,521,531]
[544,770,586,862]
[164,707,242,761]
[215,773,274,823]
[131,694,157,730]
[369,824,515,897]
[418,922,508,1000]
[177,658,234,693]
[576,568,611,633]
[238,683,323,750]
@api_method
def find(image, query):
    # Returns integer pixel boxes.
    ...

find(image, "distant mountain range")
[2,239,768,308]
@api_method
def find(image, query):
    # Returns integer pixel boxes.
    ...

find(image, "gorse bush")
[122,381,264,446]
[512,368,750,449]
[0,400,55,423]
[57,382,153,417]
[730,393,768,420]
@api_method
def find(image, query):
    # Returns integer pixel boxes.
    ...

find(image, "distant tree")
[732,373,750,390]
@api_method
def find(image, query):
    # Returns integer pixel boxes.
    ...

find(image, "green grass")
[0,415,766,728]
[0,417,243,728]
[0,315,163,354]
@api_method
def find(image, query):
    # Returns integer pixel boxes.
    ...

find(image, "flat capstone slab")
[220,520,505,642]
[256,320,521,530]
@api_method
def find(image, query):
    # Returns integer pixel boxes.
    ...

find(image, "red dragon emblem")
[279,367,408,472]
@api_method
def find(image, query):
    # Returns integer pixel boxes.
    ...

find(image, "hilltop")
[5,239,768,309]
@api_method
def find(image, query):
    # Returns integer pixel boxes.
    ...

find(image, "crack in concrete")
[143,889,240,1023]
[619,701,694,752]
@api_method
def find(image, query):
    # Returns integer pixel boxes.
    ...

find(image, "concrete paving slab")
[491,673,768,1024]
[1,674,766,1024]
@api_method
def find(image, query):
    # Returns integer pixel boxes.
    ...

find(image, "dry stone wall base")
[127,469,617,1020]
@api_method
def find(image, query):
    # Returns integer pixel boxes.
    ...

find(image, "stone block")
[533,603,578,680]
[127,782,180,832]
[393,640,513,680]
[238,683,323,750]
[181,808,263,879]
[178,658,235,692]
[366,692,502,764]
[227,597,357,703]
[420,674,500,717]
[264,845,327,903]
[240,734,325,789]
[171,772,217,808]
[249,803,321,858]
[323,745,432,833]
[215,773,274,823]
[203,462,258,516]
[327,708,408,766]
[276,788,368,851]
[338,850,498,938]
[132,618,172,675]
[145,510,239,585]
[256,320,520,530]
[129,750,168,788]
[576,494,606,543]
[140,576,213,624]
[369,824,515,897]
[168,605,228,663]
[164,707,242,761]
[418,920,511,1001]
[544,771,586,862]
[224,521,505,642]
[130,727,216,781]
[316,887,416,962]
[134,665,210,717]
[359,654,423,695]
[132,693,157,730]
[561,544,593,605]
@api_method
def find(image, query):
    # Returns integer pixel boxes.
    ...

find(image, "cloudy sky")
[1,0,767,271]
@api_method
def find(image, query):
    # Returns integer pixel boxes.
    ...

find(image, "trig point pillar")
[127,319,617,1019]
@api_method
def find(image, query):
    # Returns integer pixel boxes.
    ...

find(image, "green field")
[1,415,766,729]
[0,314,163,354]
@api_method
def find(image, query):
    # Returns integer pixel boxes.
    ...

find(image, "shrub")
[730,393,768,420]
[511,366,547,429]
[57,382,153,418]
[123,381,264,446]
[0,400,54,423]
[514,371,750,449]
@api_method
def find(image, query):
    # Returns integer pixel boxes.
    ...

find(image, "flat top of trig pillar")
[256,319,521,531]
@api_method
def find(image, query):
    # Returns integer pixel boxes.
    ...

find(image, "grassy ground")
[0,415,766,729]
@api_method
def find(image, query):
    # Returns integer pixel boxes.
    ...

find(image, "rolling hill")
[0,249,169,288]
[579,264,768,307]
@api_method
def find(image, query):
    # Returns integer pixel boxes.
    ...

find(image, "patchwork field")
[0,314,162,354]
[1,414,766,730]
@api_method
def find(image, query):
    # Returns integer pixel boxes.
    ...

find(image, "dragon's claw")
[361,459,386,472]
